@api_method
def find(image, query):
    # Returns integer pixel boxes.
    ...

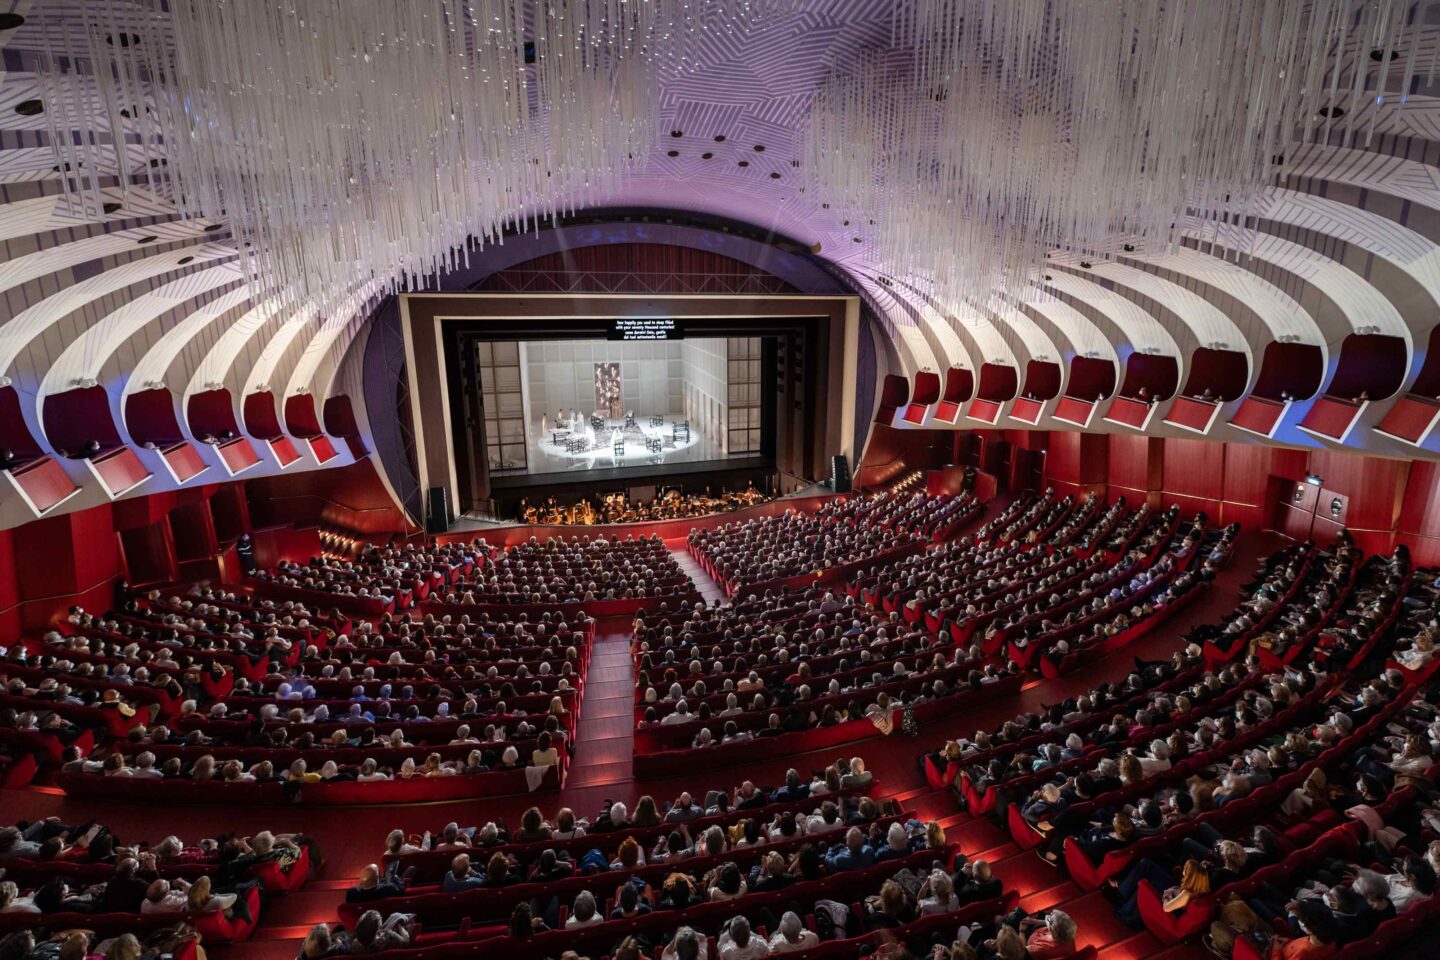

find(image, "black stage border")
[487,455,774,492]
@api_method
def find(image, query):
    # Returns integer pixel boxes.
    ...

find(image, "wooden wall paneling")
[0,527,18,638]
[170,500,219,562]
[119,519,177,586]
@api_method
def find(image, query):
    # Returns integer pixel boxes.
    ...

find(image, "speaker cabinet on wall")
[426,486,451,533]
[830,454,852,493]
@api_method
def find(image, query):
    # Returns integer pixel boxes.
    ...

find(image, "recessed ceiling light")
[666,150,679,157]
[0,14,25,29]
[177,256,195,265]
[714,134,726,142]
[204,223,225,232]
[15,99,43,117]
[753,144,765,152]
[103,202,123,215]
[137,235,158,244]
[670,130,683,137]
[701,152,713,159]
[737,160,749,168]
[769,172,780,179]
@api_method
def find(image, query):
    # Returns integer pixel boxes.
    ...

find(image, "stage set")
[496,337,732,477]
[399,292,863,526]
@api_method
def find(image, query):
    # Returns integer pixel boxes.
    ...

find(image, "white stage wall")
[522,340,685,429]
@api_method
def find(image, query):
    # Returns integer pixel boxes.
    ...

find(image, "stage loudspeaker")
[426,486,450,533]
[830,455,852,493]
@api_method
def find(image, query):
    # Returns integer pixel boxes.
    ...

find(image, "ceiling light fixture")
[806,0,1425,309]
[34,0,759,314]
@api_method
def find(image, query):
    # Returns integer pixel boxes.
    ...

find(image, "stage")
[496,412,721,477]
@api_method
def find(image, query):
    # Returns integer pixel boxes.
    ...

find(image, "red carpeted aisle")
[0,527,1282,960]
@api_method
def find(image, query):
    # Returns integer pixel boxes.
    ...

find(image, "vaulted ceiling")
[5,0,1440,529]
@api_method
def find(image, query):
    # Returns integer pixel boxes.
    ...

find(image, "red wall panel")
[1221,443,1271,507]
[170,501,218,562]
[7,504,124,630]
[1045,431,1078,486]
[1309,451,1405,533]
[1161,437,1225,502]
[210,485,251,543]
[67,506,123,595]
[1107,434,1155,494]
[119,520,176,586]
[1221,502,1268,530]
[244,459,415,534]
[1269,448,1311,483]
[856,424,952,489]
[1395,461,1440,565]
[0,527,17,638]
[1398,461,1440,540]
[113,491,178,531]
[1276,503,1314,542]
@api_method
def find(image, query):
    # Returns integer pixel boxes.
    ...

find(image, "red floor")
[1,526,1275,960]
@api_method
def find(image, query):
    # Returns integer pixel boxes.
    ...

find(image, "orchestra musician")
[512,484,768,526]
